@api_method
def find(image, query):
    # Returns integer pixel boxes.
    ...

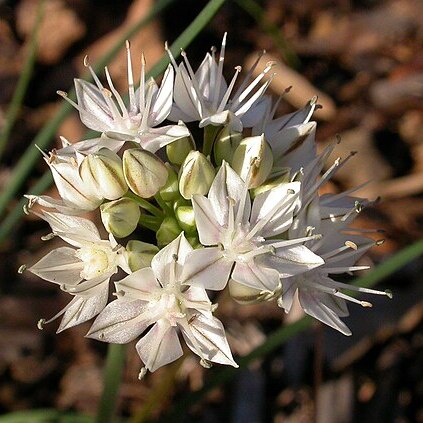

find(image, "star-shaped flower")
[167,33,275,131]
[28,211,129,332]
[87,233,237,374]
[180,162,324,292]
[59,42,190,152]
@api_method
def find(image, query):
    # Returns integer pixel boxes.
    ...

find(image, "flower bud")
[156,217,182,247]
[213,126,242,166]
[178,151,215,200]
[228,279,269,305]
[100,198,140,238]
[126,240,159,272]
[250,168,291,198]
[123,148,168,198]
[79,148,127,200]
[231,134,273,188]
[159,163,180,202]
[175,205,196,234]
[166,136,195,165]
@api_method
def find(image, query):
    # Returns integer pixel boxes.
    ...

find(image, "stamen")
[125,40,136,112]
[212,32,227,111]
[41,233,56,241]
[83,55,104,90]
[105,66,129,118]
[200,358,212,369]
[139,52,146,112]
[101,88,123,122]
[270,234,322,249]
[37,319,46,330]
[18,264,26,274]
[138,367,147,380]
[140,79,155,129]
[217,66,242,112]
[164,42,178,69]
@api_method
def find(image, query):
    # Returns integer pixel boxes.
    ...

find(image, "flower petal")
[137,123,191,153]
[136,320,183,372]
[191,195,223,246]
[86,299,151,343]
[181,247,233,290]
[149,64,174,126]
[115,267,161,300]
[232,260,280,292]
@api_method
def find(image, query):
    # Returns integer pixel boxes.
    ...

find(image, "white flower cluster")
[24,35,391,376]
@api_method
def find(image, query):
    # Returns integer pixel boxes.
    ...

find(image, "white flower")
[87,233,237,374]
[58,42,190,152]
[25,146,103,214]
[180,162,324,292]
[278,195,391,335]
[167,33,275,131]
[28,211,129,332]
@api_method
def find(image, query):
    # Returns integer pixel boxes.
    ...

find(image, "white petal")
[258,245,324,278]
[208,162,250,227]
[86,299,150,343]
[149,64,174,126]
[181,247,233,290]
[115,267,160,300]
[137,123,191,153]
[57,137,125,156]
[279,278,297,313]
[151,233,192,284]
[181,312,237,367]
[75,79,114,132]
[57,285,109,332]
[24,195,84,215]
[173,64,202,121]
[232,260,280,292]
[250,182,300,237]
[29,247,82,285]
[298,290,352,336]
[136,321,183,372]
[191,195,223,246]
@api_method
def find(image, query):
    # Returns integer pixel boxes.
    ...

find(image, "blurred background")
[0,0,422,422]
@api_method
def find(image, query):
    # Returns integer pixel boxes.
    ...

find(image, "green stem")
[95,344,126,423]
[125,191,163,218]
[139,214,162,232]
[0,0,45,160]
[154,194,174,217]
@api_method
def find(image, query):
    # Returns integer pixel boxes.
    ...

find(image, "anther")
[336,134,342,144]
[276,296,284,309]
[83,55,90,67]
[287,188,296,195]
[23,205,29,215]
[125,39,130,49]
[235,65,242,72]
[345,240,358,250]
[138,367,147,380]
[360,301,373,308]
[376,239,385,246]
[211,303,218,312]
[385,290,393,299]
[41,233,56,241]
[200,359,212,369]
[37,319,46,330]
[18,264,27,274]
[56,90,67,98]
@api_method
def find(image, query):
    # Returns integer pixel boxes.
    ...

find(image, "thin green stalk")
[154,194,174,216]
[235,0,300,68]
[126,191,163,218]
[0,0,45,160]
[95,344,126,423]
[0,409,94,423]
[202,124,221,157]
[159,237,423,421]
[0,0,175,221]
[139,214,162,232]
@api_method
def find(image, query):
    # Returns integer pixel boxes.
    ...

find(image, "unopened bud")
[100,198,140,238]
[232,134,273,188]
[251,168,291,198]
[228,279,268,305]
[175,205,196,234]
[156,217,182,247]
[80,148,127,200]
[123,149,168,198]
[126,240,159,271]
[213,126,242,165]
[159,163,180,202]
[166,136,195,165]
[179,151,215,200]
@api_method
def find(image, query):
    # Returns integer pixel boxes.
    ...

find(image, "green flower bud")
[232,134,273,188]
[156,216,182,247]
[228,279,269,305]
[126,240,159,272]
[123,148,168,198]
[175,205,196,234]
[213,126,242,166]
[166,136,195,165]
[79,148,127,200]
[159,163,180,202]
[250,168,291,198]
[178,151,215,200]
[100,198,140,238]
